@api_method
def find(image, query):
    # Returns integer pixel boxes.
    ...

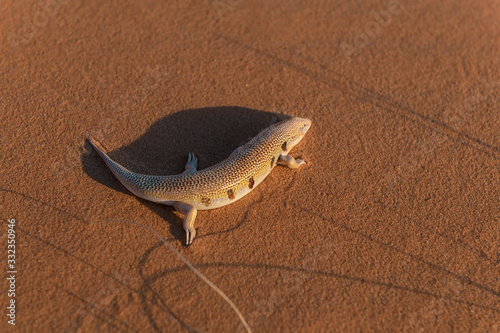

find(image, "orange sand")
[1,0,498,331]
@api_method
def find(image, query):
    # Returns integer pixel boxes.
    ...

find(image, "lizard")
[87,116,311,245]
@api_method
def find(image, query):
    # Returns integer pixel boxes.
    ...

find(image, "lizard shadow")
[81,106,288,244]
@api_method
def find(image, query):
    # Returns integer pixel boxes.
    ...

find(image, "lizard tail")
[86,136,145,197]
[87,136,108,155]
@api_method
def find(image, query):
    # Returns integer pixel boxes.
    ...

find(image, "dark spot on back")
[282,141,287,151]
[249,177,255,189]
[201,197,211,207]
[271,156,275,167]
[227,189,235,200]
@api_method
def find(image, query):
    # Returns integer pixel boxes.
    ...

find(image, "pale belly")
[176,165,275,211]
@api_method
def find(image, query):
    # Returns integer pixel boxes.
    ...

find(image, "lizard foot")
[183,153,198,174]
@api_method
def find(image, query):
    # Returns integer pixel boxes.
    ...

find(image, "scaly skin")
[88,116,311,245]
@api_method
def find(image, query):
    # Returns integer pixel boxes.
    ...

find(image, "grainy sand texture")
[1,0,499,332]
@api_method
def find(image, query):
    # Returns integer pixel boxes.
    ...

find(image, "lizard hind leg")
[174,202,198,245]
[182,153,198,174]
[277,154,306,169]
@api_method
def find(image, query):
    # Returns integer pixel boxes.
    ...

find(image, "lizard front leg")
[277,154,306,169]
[174,202,198,245]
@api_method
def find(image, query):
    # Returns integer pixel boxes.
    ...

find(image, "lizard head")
[279,116,312,152]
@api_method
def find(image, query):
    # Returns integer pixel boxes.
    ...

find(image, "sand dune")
[1,0,498,331]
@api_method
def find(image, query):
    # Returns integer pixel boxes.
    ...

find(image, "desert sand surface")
[1,0,499,332]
